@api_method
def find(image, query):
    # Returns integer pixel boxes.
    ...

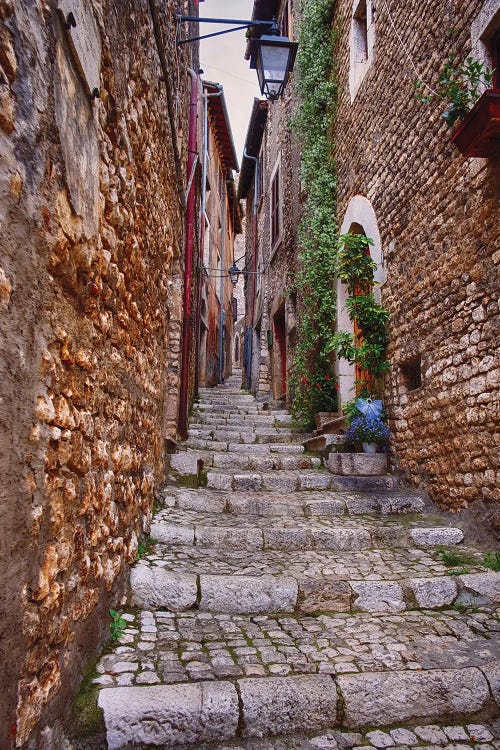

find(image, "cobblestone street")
[87,374,500,749]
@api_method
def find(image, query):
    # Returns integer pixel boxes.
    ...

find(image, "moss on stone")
[70,660,105,739]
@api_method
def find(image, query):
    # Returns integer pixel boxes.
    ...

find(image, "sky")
[199,0,262,167]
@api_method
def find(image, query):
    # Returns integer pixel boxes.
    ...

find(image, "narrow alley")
[0,0,499,748]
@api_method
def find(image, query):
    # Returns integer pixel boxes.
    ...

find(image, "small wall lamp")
[176,16,298,101]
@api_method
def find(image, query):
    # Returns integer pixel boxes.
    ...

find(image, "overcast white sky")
[199,0,262,168]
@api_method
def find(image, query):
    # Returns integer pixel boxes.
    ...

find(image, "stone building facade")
[332,0,500,518]
[239,41,302,400]
[198,81,240,388]
[240,0,499,519]
[0,1,200,746]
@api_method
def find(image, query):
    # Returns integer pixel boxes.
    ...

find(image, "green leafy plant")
[329,232,390,388]
[415,55,493,127]
[136,536,158,560]
[109,609,126,642]
[338,232,376,295]
[482,551,500,571]
[289,0,338,429]
[436,548,479,568]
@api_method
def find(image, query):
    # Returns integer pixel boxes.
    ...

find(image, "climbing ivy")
[290,0,338,429]
[330,232,390,394]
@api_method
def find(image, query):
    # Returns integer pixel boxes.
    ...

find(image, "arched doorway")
[336,196,384,407]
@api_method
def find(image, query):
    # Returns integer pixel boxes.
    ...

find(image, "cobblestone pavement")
[85,374,500,750]
[94,608,500,688]
[135,546,479,580]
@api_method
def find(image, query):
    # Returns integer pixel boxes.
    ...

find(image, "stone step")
[160,487,428,517]
[188,428,305,445]
[94,608,500,748]
[185,438,306,453]
[150,508,464,553]
[205,469,392,493]
[129,547,498,614]
[207,452,322,472]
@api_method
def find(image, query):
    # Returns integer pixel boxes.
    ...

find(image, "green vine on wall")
[290,0,338,428]
[330,232,390,393]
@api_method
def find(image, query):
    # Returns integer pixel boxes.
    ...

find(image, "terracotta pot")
[451,89,500,158]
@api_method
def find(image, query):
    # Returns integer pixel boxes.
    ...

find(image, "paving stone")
[130,566,197,610]
[351,582,406,613]
[98,682,239,749]
[339,668,491,727]
[410,577,458,608]
[409,528,464,546]
[467,726,494,742]
[366,730,395,747]
[199,574,298,614]
[239,675,338,738]
[459,573,500,604]
[389,729,418,745]
[443,727,470,741]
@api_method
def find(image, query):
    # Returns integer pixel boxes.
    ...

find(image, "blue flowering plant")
[344,397,390,446]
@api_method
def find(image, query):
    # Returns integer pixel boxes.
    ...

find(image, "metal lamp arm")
[176,16,276,45]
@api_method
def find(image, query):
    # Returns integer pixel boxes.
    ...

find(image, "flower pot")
[361,442,378,453]
[451,89,500,158]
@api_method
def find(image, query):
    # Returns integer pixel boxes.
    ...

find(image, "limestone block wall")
[332,0,499,516]
[0,1,192,746]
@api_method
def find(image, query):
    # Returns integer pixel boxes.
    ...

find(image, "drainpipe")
[178,68,199,439]
[243,148,259,392]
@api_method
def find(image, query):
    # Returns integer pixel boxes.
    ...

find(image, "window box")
[451,89,500,157]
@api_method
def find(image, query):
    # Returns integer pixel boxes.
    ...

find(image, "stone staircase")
[87,372,500,750]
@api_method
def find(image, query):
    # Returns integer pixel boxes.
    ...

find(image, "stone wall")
[332,0,499,515]
[0,1,194,746]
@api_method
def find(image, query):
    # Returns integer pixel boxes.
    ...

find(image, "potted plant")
[306,371,339,429]
[344,397,390,453]
[415,55,499,158]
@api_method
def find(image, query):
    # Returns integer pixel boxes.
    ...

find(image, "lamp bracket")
[176,16,276,46]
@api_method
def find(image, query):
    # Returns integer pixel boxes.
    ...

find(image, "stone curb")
[129,565,500,614]
[161,487,427,517]
[150,517,464,552]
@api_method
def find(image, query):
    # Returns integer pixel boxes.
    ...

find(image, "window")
[232,298,238,323]
[400,357,422,392]
[353,0,368,63]
[349,0,374,101]
[270,160,282,249]
[280,0,293,40]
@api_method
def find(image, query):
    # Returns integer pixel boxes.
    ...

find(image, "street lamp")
[176,16,298,102]
[253,24,298,100]
[228,263,243,286]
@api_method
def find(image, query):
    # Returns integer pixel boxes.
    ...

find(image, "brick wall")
[332,0,499,515]
[0,1,194,746]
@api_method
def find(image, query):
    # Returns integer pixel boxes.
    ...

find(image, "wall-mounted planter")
[451,89,500,157]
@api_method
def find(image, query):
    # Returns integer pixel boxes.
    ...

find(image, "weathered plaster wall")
[0,1,191,746]
[333,0,499,515]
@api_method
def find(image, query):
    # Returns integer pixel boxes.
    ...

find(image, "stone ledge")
[98,682,239,750]
[327,452,388,476]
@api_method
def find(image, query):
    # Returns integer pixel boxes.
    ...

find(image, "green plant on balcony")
[415,55,493,127]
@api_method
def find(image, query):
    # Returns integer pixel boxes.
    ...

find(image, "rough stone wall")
[332,0,499,514]
[0,1,193,746]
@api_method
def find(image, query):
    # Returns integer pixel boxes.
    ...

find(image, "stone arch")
[336,195,384,406]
